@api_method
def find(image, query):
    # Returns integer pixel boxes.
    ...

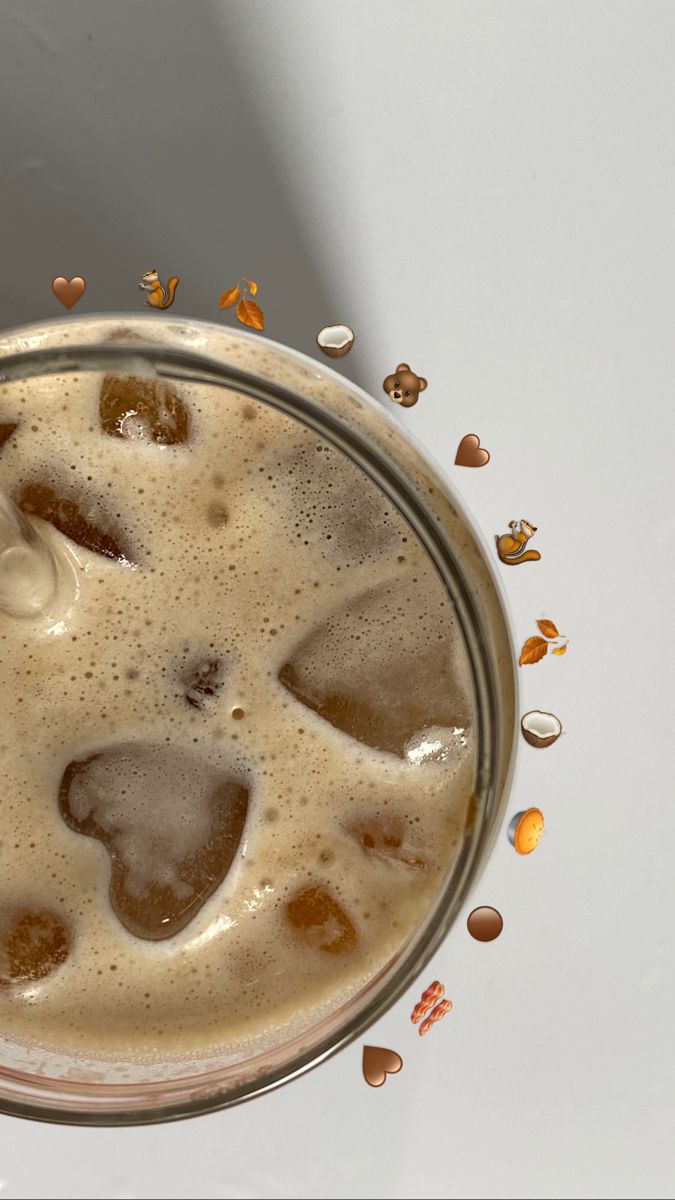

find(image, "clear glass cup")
[0,314,517,1124]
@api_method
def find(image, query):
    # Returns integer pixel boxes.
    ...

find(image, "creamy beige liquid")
[0,348,475,1060]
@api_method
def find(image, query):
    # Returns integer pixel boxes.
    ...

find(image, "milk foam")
[0,343,475,1058]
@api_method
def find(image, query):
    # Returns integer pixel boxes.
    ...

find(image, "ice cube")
[99,375,190,445]
[279,576,472,756]
[347,816,427,869]
[0,908,71,986]
[58,744,249,940]
[285,884,357,955]
[264,439,402,565]
[0,422,18,452]
[403,724,470,767]
[17,481,133,562]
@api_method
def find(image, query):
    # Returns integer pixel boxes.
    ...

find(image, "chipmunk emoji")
[495,519,541,565]
[139,269,180,310]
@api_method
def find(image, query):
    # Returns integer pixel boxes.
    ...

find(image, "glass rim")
[0,336,514,1125]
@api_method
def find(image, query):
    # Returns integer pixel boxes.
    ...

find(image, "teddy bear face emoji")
[382,363,428,408]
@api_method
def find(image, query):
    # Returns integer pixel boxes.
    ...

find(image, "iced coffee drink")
[0,317,514,1117]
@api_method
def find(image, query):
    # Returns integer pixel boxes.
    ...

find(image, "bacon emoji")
[419,998,452,1037]
[411,980,444,1024]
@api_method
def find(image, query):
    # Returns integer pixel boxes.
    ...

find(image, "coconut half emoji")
[520,709,562,748]
[508,808,544,856]
[316,324,355,358]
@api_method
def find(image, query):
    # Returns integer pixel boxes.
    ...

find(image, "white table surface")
[0,2,673,1197]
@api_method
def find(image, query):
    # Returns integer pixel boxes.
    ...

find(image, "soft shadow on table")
[0,0,357,373]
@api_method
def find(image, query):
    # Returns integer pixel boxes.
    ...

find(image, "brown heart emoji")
[455,433,490,468]
[362,1045,403,1088]
[52,276,86,310]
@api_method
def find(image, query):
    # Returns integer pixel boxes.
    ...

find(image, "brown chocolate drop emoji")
[467,906,503,942]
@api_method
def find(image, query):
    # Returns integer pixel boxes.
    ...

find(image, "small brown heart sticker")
[455,433,490,468]
[52,276,86,310]
[362,1045,403,1088]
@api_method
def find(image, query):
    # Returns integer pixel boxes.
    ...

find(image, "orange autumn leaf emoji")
[537,619,559,639]
[519,618,569,665]
[519,637,549,666]
[219,278,265,331]
[236,296,265,331]
[219,286,240,309]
